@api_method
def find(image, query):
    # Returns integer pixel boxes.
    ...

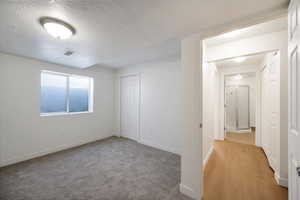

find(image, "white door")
[289,0,300,199]
[261,66,270,157]
[237,86,250,130]
[268,52,280,171]
[261,52,280,171]
[120,75,139,141]
[225,86,237,131]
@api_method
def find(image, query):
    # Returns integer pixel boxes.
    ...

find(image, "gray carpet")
[0,137,192,200]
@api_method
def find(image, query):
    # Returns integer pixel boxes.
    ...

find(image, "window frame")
[40,70,94,116]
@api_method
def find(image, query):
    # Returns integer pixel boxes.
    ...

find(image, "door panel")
[237,86,250,129]
[120,75,139,141]
[225,86,237,131]
[261,52,280,171]
[289,0,300,198]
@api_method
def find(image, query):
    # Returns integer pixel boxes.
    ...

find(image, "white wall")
[180,36,203,200]
[225,75,256,127]
[202,41,219,166]
[0,53,115,167]
[202,62,218,164]
[114,57,183,155]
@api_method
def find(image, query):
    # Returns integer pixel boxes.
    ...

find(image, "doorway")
[198,17,289,200]
[120,74,140,141]
[224,73,256,145]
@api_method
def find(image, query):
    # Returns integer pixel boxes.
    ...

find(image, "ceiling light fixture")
[40,17,75,39]
[233,56,246,63]
[234,74,243,80]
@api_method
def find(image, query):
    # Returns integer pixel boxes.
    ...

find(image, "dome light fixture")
[40,17,75,39]
[234,74,243,80]
[233,56,246,63]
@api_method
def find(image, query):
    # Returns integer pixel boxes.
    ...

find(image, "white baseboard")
[275,172,288,188]
[180,183,196,199]
[0,135,112,167]
[139,139,181,155]
[203,146,214,167]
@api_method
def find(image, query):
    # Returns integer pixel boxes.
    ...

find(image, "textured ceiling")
[0,0,288,68]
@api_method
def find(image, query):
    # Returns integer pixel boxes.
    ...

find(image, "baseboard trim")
[203,146,214,167]
[180,183,196,199]
[139,139,181,155]
[275,172,288,188]
[0,135,112,167]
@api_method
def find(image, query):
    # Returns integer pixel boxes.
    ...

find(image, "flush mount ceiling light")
[40,17,75,39]
[234,74,243,80]
[233,56,247,63]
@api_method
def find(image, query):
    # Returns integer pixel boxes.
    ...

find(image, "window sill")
[40,111,93,117]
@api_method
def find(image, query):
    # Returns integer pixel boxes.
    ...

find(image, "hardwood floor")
[203,140,288,200]
[225,131,255,145]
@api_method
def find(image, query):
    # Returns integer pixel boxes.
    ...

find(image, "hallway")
[203,140,288,200]
[225,130,255,145]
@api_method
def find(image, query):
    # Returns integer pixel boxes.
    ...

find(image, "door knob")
[297,167,300,177]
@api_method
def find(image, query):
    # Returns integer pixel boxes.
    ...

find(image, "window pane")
[41,73,67,113]
[69,76,90,112]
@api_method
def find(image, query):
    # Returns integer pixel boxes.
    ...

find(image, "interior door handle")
[297,167,300,177]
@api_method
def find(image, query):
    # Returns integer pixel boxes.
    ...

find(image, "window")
[40,71,93,115]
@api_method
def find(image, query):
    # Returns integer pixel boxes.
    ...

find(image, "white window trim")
[40,70,94,116]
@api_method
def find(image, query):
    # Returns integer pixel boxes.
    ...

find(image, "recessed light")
[234,74,243,80]
[40,17,75,39]
[233,57,246,63]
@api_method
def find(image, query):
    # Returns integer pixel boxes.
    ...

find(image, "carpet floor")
[0,137,192,200]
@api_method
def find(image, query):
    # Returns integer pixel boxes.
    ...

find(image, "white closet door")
[120,75,139,141]
[268,53,280,170]
[261,52,279,171]
[261,67,271,157]
[237,86,249,129]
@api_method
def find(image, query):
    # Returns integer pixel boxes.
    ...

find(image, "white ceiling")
[205,17,288,47]
[215,53,267,69]
[0,0,288,68]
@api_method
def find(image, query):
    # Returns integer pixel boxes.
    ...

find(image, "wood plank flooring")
[225,131,255,145]
[203,140,288,200]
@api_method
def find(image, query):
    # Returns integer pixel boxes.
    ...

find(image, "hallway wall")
[202,42,219,165]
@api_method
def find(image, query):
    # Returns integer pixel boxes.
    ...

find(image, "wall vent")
[64,50,74,56]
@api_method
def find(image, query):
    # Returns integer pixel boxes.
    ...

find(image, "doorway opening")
[201,17,288,199]
[224,72,256,145]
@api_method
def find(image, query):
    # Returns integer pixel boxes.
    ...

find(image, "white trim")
[0,135,112,167]
[139,139,180,155]
[40,111,93,117]
[179,183,196,199]
[203,146,214,167]
[119,73,141,142]
[275,172,289,188]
